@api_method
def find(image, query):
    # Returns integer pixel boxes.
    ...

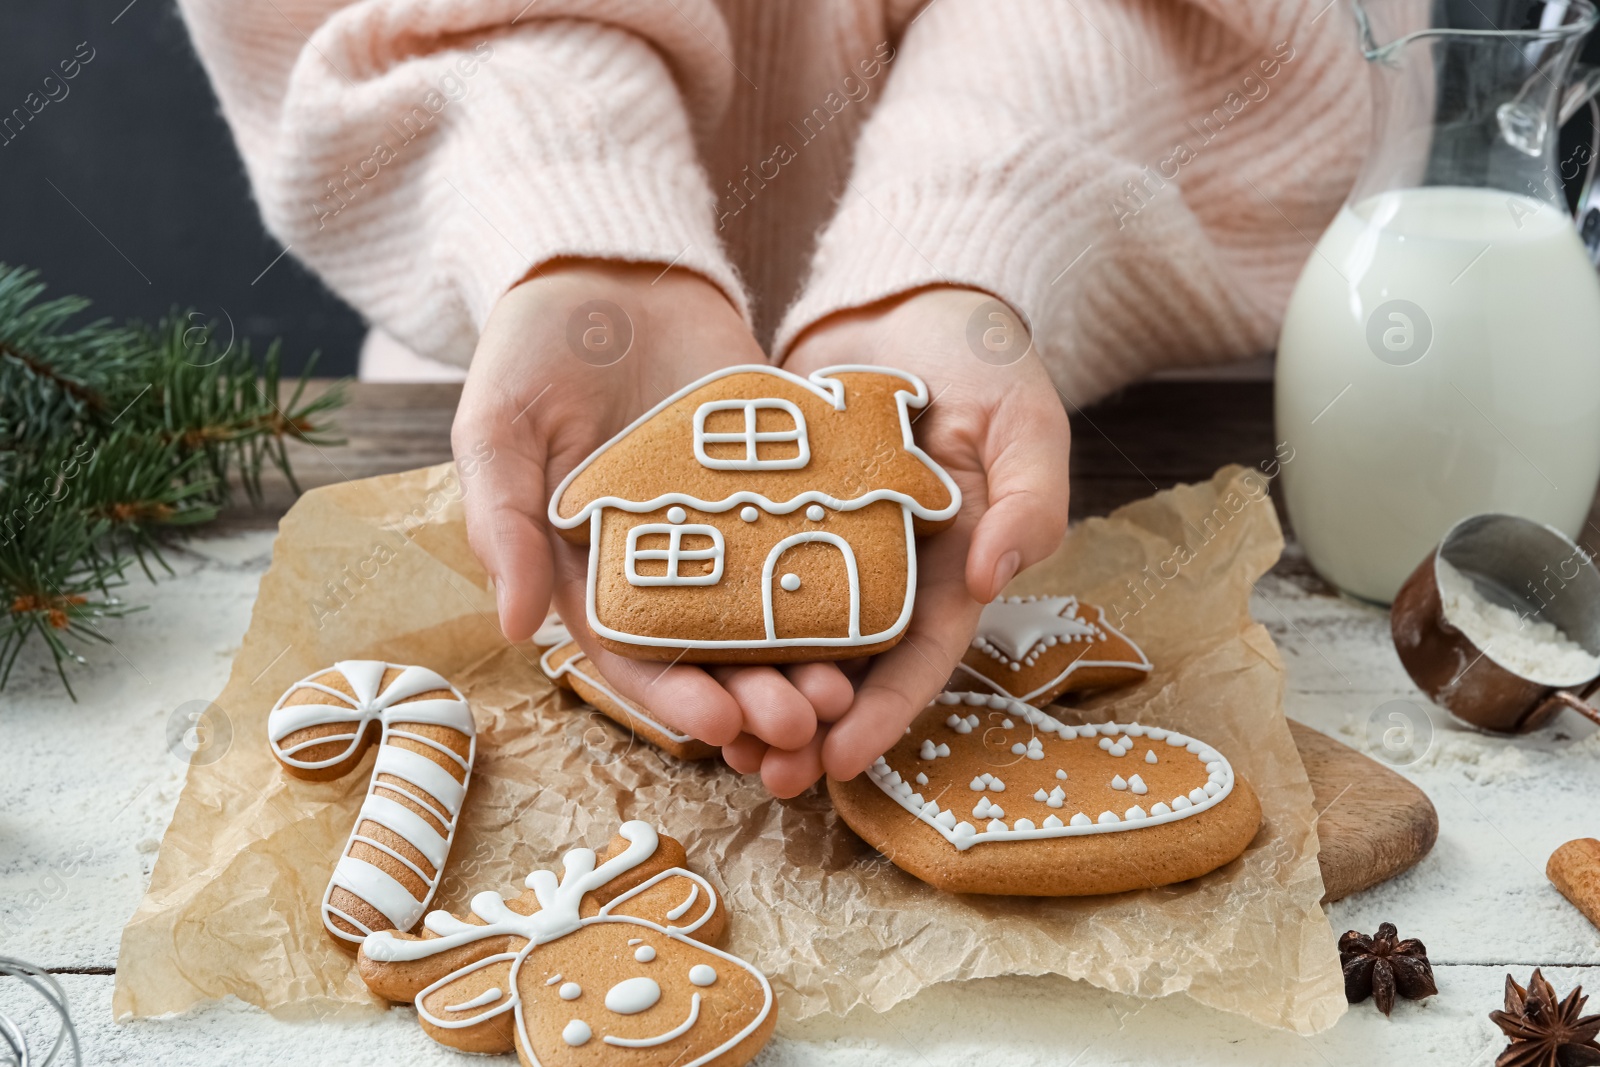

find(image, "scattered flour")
[1436,558,1600,686]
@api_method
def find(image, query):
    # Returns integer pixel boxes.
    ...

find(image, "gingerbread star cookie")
[357,822,775,1067]
[954,594,1151,706]
[535,616,717,761]
[828,692,1260,895]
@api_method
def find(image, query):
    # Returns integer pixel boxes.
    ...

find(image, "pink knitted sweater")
[178,0,1367,400]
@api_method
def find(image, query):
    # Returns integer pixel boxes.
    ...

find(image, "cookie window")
[626,524,725,586]
[692,399,810,470]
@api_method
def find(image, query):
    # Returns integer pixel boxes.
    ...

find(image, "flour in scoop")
[1437,558,1600,685]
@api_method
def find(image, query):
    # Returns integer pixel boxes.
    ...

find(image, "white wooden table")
[2,527,1598,1065]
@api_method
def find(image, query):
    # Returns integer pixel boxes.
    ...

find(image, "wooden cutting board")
[1290,719,1438,903]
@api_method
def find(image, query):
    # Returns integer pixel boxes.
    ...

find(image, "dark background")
[0,0,364,376]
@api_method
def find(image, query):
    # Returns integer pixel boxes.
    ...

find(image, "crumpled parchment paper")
[114,462,1344,1033]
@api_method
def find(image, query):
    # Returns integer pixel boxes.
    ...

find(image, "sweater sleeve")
[176,0,748,368]
[775,0,1364,402]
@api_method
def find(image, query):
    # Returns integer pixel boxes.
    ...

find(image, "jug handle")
[1559,63,1600,218]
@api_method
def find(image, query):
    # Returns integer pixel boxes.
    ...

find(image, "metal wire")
[0,959,80,1067]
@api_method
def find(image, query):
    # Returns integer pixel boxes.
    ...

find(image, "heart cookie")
[954,594,1151,706]
[357,822,775,1067]
[535,616,717,761]
[828,692,1260,895]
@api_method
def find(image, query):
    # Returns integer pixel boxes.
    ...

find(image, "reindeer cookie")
[828,692,1260,895]
[547,365,961,664]
[954,595,1151,706]
[268,661,476,950]
[535,615,716,761]
[357,822,775,1067]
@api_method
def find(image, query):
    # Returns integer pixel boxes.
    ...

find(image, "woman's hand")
[452,261,853,767]
[739,286,1072,790]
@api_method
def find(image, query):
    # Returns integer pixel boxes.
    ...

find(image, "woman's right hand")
[452,260,853,787]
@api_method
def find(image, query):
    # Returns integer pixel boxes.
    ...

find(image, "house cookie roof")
[548,364,961,530]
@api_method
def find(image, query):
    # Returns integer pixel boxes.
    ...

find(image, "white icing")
[605,993,702,1048]
[1043,815,1064,828]
[268,661,475,946]
[1146,750,1158,764]
[605,976,661,1014]
[1125,805,1148,821]
[368,822,773,1067]
[548,365,962,652]
[664,882,699,921]
[625,523,725,587]
[739,506,759,522]
[760,530,863,641]
[666,506,687,523]
[806,504,826,521]
[559,982,581,1001]
[867,700,1238,852]
[1111,775,1127,790]
[689,964,717,987]
[538,633,695,744]
[546,974,563,986]
[533,617,572,646]
[954,596,1152,702]
[444,987,502,1012]
[1129,775,1148,795]
[692,397,810,471]
[635,945,656,963]
[779,573,801,592]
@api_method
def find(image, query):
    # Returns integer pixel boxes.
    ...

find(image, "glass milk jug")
[1276,0,1600,603]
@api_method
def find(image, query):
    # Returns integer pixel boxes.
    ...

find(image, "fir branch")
[0,264,346,696]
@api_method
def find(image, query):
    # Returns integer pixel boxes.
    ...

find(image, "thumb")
[455,433,555,643]
[965,399,1073,603]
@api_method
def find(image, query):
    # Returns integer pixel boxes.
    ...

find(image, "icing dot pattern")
[866,692,1237,852]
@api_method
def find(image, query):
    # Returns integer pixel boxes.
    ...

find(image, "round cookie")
[357,822,776,1067]
[954,594,1151,706]
[267,661,476,949]
[828,692,1260,896]
[545,364,961,664]
[535,616,718,761]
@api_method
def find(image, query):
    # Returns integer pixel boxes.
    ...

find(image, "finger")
[821,572,980,782]
[710,666,818,751]
[722,733,768,775]
[546,559,746,747]
[783,662,855,723]
[452,420,552,644]
[760,726,828,799]
[965,396,1073,603]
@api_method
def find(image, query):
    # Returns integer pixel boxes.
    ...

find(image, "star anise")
[1338,922,1438,1015]
[1489,969,1600,1067]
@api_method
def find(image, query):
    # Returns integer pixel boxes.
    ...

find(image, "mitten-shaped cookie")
[268,661,476,949]
[358,822,774,1067]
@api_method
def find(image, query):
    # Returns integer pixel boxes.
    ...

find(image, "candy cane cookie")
[268,661,476,950]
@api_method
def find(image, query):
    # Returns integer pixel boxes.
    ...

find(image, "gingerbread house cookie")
[954,594,1151,706]
[547,365,961,664]
[535,616,717,761]
[828,692,1260,895]
[357,822,775,1067]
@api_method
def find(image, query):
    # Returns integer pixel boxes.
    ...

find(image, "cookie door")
[762,533,858,641]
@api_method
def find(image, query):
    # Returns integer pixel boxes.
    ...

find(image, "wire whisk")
[0,959,80,1067]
